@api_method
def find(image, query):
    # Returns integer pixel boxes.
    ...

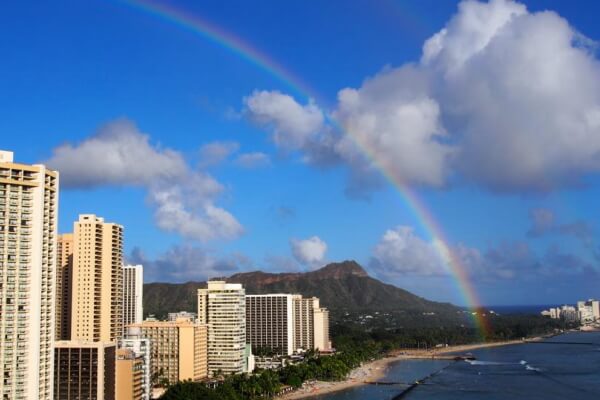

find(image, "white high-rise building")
[120,326,152,400]
[246,294,294,356]
[123,264,144,327]
[198,281,249,375]
[0,150,59,400]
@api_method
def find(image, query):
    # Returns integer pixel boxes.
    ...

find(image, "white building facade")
[123,264,144,327]
[0,150,58,400]
[198,281,249,375]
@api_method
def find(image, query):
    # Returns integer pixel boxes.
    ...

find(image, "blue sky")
[2,0,600,306]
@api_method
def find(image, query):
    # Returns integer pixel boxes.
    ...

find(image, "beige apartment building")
[130,318,208,385]
[56,233,73,340]
[116,348,144,400]
[54,340,116,400]
[246,294,294,356]
[198,281,248,375]
[293,296,331,352]
[69,214,124,342]
[0,150,58,400]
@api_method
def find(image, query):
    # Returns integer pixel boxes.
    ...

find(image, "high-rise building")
[70,214,124,342]
[313,306,330,351]
[292,296,331,352]
[123,264,144,327]
[246,294,294,356]
[56,233,73,340]
[119,327,151,400]
[54,341,116,400]
[198,281,248,375]
[116,348,144,400]
[129,318,207,385]
[0,150,58,400]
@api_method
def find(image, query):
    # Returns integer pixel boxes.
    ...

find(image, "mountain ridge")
[143,260,460,322]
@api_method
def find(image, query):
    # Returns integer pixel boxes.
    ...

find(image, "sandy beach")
[277,338,534,399]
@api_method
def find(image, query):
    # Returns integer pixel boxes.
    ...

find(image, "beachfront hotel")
[0,150,58,399]
[293,295,331,352]
[198,281,253,375]
[246,294,295,356]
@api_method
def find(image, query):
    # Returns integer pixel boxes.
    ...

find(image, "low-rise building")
[54,341,116,400]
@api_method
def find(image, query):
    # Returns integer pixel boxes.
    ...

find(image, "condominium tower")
[116,348,144,400]
[0,150,58,400]
[123,264,144,327]
[70,214,124,342]
[198,281,248,375]
[246,294,294,356]
[129,318,207,385]
[55,233,73,340]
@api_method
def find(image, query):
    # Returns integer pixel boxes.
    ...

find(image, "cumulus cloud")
[46,119,243,241]
[370,226,449,276]
[244,90,325,150]
[234,152,271,168]
[244,0,600,193]
[46,119,187,188]
[128,246,251,282]
[290,236,328,267]
[370,225,597,282]
[527,208,593,245]
[198,141,240,168]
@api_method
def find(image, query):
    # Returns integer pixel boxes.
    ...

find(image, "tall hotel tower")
[197,281,248,375]
[70,214,124,342]
[123,264,143,327]
[0,150,58,400]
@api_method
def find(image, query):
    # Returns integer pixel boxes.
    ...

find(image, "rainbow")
[117,0,492,338]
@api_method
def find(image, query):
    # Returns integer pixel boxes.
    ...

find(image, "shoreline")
[277,338,537,400]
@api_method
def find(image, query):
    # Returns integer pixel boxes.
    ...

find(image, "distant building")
[168,311,197,322]
[577,299,600,323]
[130,317,208,385]
[116,348,145,400]
[0,150,58,399]
[198,281,250,375]
[123,264,144,327]
[119,327,152,400]
[70,214,124,342]
[54,341,116,400]
[246,294,294,356]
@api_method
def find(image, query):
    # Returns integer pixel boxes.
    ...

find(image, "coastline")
[277,338,535,400]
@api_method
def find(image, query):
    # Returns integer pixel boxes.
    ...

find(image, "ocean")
[312,331,600,400]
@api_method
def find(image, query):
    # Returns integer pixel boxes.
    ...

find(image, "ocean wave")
[465,360,523,366]
[525,365,541,372]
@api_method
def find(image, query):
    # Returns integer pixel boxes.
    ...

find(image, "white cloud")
[333,65,453,187]
[198,141,239,167]
[46,119,243,241]
[244,0,600,193]
[128,246,250,282]
[370,226,449,276]
[234,152,271,168]
[244,90,325,150]
[46,119,187,188]
[290,236,328,267]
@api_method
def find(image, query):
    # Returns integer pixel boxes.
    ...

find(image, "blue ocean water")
[313,332,600,400]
